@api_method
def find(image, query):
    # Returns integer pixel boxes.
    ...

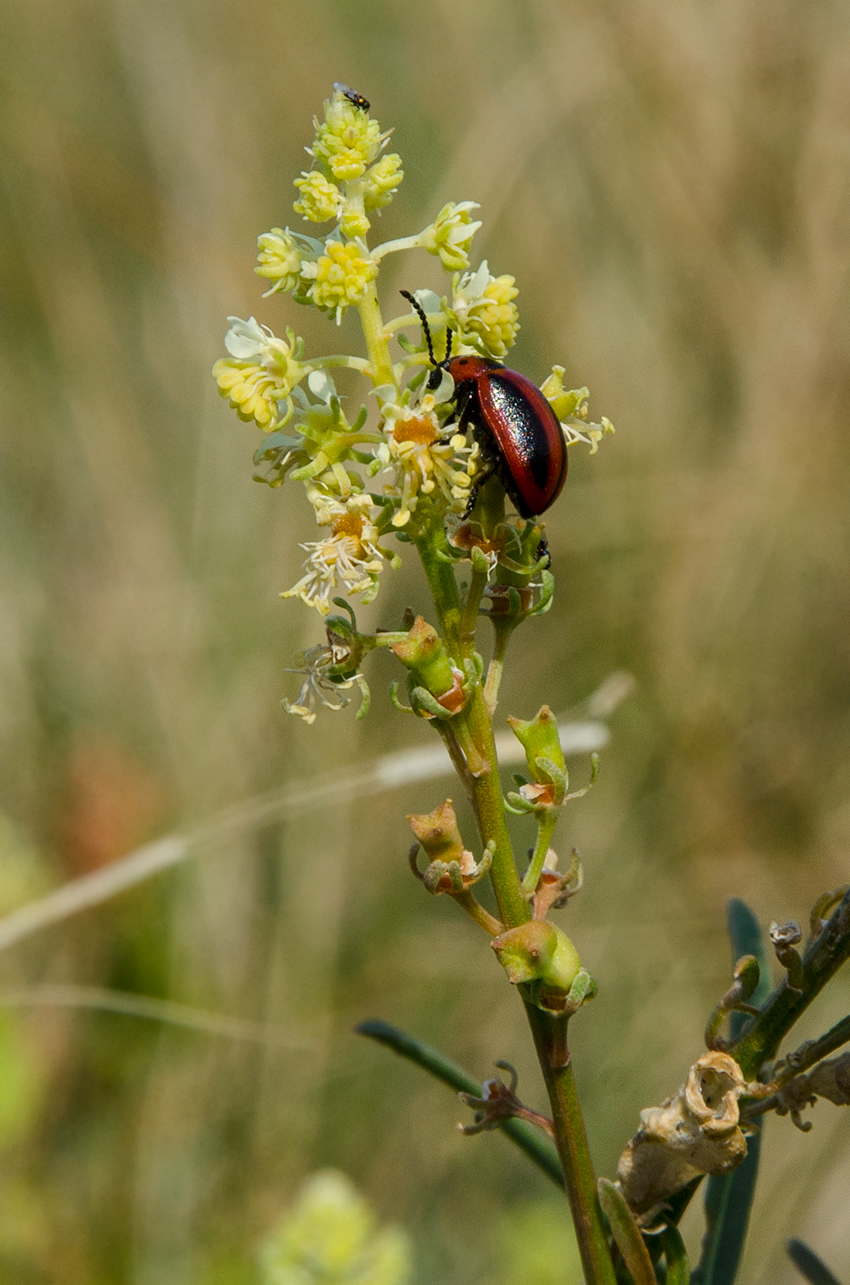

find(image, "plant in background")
[215,85,850,1285]
[262,1170,410,1285]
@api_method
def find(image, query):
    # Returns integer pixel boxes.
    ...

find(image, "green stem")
[483,623,513,714]
[732,887,850,1079]
[309,354,371,373]
[416,519,527,928]
[450,889,503,936]
[460,559,490,646]
[521,811,559,895]
[357,281,396,392]
[371,234,423,262]
[414,524,465,658]
[362,631,411,651]
[526,1005,617,1285]
[450,712,489,780]
[464,685,528,926]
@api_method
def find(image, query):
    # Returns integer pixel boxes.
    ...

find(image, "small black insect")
[333,82,370,112]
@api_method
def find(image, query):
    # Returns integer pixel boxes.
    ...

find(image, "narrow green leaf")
[659,1225,691,1284]
[693,900,772,1285]
[787,1238,844,1285]
[597,1177,654,1285]
[356,1019,564,1189]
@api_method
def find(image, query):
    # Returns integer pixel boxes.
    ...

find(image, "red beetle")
[401,291,568,519]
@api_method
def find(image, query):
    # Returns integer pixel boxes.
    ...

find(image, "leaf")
[597,1178,654,1285]
[787,1238,844,1285]
[356,1019,564,1189]
[659,1226,691,1285]
[692,900,772,1285]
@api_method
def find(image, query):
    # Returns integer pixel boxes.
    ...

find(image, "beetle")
[400,291,567,520]
[333,82,370,112]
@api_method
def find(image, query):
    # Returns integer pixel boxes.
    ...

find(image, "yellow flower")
[212,317,304,430]
[420,202,481,271]
[255,228,303,294]
[451,261,520,358]
[540,369,615,454]
[293,171,342,223]
[539,368,586,421]
[363,153,404,211]
[302,241,377,322]
[339,199,371,239]
[213,359,279,429]
[313,91,383,183]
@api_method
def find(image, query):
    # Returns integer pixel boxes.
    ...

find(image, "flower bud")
[507,706,565,782]
[407,800,465,865]
[255,228,304,294]
[419,201,482,271]
[293,171,342,223]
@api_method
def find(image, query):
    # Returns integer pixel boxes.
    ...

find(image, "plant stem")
[732,887,850,1079]
[483,623,512,714]
[415,524,465,659]
[357,281,397,392]
[464,685,528,927]
[460,559,490,646]
[416,520,527,928]
[521,811,559,895]
[451,889,503,936]
[526,1004,617,1285]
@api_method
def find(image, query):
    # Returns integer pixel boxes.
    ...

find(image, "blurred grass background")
[1,0,850,1281]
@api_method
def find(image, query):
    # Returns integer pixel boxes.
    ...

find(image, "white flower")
[377,395,479,527]
[281,645,362,724]
[281,502,386,615]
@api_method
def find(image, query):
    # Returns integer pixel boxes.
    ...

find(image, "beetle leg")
[438,383,474,443]
[462,458,496,519]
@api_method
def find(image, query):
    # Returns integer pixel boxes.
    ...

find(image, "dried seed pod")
[616,1052,750,1222]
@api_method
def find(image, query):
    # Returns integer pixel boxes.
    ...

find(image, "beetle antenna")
[400,289,437,367]
[445,328,453,362]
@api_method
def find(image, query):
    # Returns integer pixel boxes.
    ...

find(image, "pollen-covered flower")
[293,171,342,224]
[313,91,383,182]
[420,202,482,272]
[363,153,404,211]
[301,241,378,322]
[378,396,479,528]
[212,317,306,430]
[281,645,363,725]
[281,497,386,615]
[255,228,304,294]
[540,368,615,454]
[450,261,519,358]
